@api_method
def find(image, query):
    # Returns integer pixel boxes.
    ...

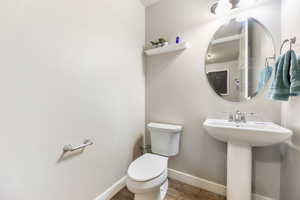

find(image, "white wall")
[146,0,282,198]
[281,0,300,199]
[0,0,145,200]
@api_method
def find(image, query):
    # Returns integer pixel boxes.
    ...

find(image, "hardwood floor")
[111,178,226,200]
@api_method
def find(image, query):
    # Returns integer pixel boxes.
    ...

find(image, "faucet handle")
[245,112,259,121]
[245,112,257,117]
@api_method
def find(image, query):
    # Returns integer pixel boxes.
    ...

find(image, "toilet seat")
[127,169,168,194]
[126,122,182,199]
[127,153,168,182]
[127,153,169,194]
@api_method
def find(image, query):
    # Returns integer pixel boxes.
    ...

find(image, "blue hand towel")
[290,50,300,96]
[268,51,291,101]
[256,66,273,93]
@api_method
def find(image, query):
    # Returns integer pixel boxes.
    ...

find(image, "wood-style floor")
[111,178,226,200]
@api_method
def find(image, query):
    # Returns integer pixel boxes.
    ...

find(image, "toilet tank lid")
[127,154,168,182]
[147,123,183,132]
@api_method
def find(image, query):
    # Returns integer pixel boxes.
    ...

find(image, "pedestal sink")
[203,119,293,200]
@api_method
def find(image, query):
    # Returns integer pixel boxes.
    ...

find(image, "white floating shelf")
[144,42,189,56]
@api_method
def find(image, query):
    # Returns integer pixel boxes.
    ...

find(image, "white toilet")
[126,122,183,200]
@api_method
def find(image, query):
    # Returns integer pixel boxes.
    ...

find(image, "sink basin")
[204,119,293,147]
[203,118,293,200]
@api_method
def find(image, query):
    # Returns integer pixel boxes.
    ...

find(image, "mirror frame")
[204,17,277,103]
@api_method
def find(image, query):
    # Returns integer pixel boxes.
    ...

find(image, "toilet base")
[134,179,168,200]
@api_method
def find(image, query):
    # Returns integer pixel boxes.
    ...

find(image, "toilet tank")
[147,122,183,157]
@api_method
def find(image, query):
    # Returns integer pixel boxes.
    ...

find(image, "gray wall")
[281,0,300,199]
[146,0,282,198]
[0,1,145,200]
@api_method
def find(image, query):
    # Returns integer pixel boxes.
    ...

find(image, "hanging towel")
[290,50,300,96]
[256,66,273,93]
[268,51,292,101]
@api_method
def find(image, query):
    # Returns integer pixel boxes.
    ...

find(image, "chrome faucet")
[228,110,247,123]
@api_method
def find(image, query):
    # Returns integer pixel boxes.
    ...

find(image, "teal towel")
[268,51,291,101]
[256,66,273,93]
[290,51,300,96]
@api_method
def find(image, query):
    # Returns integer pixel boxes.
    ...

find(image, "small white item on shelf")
[144,42,189,56]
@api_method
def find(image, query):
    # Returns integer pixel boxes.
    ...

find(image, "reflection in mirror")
[205,17,275,102]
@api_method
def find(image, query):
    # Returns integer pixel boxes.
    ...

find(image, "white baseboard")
[168,168,275,200]
[94,169,274,200]
[94,176,126,200]
[252,193,275,200]
[168,168,226,196]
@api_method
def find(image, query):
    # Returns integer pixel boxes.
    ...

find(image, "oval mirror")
[205,17,275,102]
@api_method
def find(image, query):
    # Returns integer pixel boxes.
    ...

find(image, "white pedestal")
[227,142,252,200]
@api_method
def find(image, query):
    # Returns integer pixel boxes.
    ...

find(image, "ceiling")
[141,0,220,8]
[207,20,243,64]
[140,0,162,7]
[213,20,243,39]
[206,40,240,64]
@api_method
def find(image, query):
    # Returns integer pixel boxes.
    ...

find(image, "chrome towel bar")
[63,139,93,152]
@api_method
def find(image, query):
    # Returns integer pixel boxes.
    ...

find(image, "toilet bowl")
[126,122,183,200]
[126,153,168,200]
